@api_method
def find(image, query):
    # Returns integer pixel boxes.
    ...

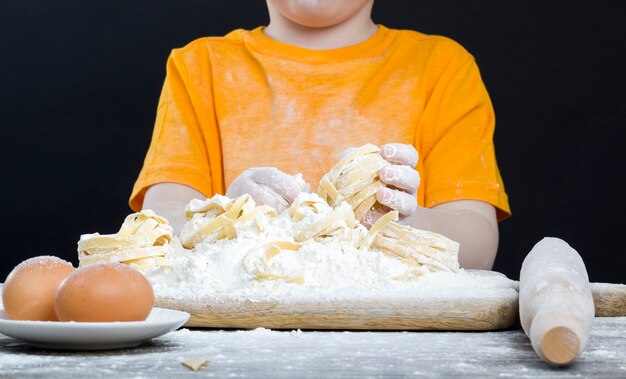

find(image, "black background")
[1,1,624,283]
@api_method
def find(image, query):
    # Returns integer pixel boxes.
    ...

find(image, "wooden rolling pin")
[519,237,595,366]
[591,282,626,316]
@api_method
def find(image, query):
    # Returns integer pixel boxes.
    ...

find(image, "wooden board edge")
[156,293,519,331]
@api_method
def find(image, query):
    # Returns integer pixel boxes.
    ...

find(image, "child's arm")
[143,167,304,236]
[143,183,206,236]
[405,200,498,271]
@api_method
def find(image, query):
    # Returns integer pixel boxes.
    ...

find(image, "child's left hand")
[360,143,420,227]
[377,143,420,213]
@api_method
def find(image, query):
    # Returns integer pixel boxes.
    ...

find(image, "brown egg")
[2,256,76,321]
[54,262,154,322]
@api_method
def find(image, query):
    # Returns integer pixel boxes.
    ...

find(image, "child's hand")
[226,167,302,213]
[377,143,420,214]
[360,143,420,227]
[340,143,420,227]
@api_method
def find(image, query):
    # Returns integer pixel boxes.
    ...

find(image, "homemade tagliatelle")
[360,211,460,275]
[241,192,459,284]
[290,194,358,242]
[77,209,173,271]
[317,143,387,222]
[77,144,461,283]
[179,194,277,249]
[243,241,305,284]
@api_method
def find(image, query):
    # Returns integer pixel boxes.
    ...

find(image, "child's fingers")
[226,175,288,212]
[376,187,417,216]
[249,167,301,202]
[248,183,290,213]
[379,165,420,194]
[381,143,419,168]
[361,207,389,229]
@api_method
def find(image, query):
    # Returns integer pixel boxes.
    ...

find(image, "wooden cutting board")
[156,273,626,331]
[157,291,519,331]
[156,270,520,331]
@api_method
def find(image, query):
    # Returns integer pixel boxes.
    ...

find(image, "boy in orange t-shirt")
[131,0,510,269]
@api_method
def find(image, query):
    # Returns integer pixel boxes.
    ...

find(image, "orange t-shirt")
[130,25,511,220]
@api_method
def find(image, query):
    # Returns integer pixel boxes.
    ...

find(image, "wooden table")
[1,317,625,378]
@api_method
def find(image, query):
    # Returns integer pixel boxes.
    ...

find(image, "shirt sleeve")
[420,45,511,221]
[129,50,215,211]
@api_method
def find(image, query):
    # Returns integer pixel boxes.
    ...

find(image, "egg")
[54,262,154,322]
[2,256,76,321]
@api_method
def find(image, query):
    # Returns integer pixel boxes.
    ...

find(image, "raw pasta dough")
[361,211,459,275]
[317,144,387,222]
[77,144,461,280]
[77,209,173,271]
[179,194,276,249]
[242,191,459,284]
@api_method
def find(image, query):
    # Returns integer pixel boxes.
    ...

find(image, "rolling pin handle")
[519,237,594,366]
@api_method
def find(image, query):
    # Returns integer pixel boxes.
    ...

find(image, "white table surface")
[1,316,626,378]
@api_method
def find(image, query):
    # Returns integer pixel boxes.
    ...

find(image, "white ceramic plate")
[0,307,190,350]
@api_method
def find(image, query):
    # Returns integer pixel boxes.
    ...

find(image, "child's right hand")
[226,167,302,213]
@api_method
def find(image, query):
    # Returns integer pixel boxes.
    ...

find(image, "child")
[130,0,510,269]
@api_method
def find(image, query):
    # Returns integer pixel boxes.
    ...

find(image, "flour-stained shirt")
[130,25,511,220]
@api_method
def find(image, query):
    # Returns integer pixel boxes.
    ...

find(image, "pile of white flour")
[145,193,517,301]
